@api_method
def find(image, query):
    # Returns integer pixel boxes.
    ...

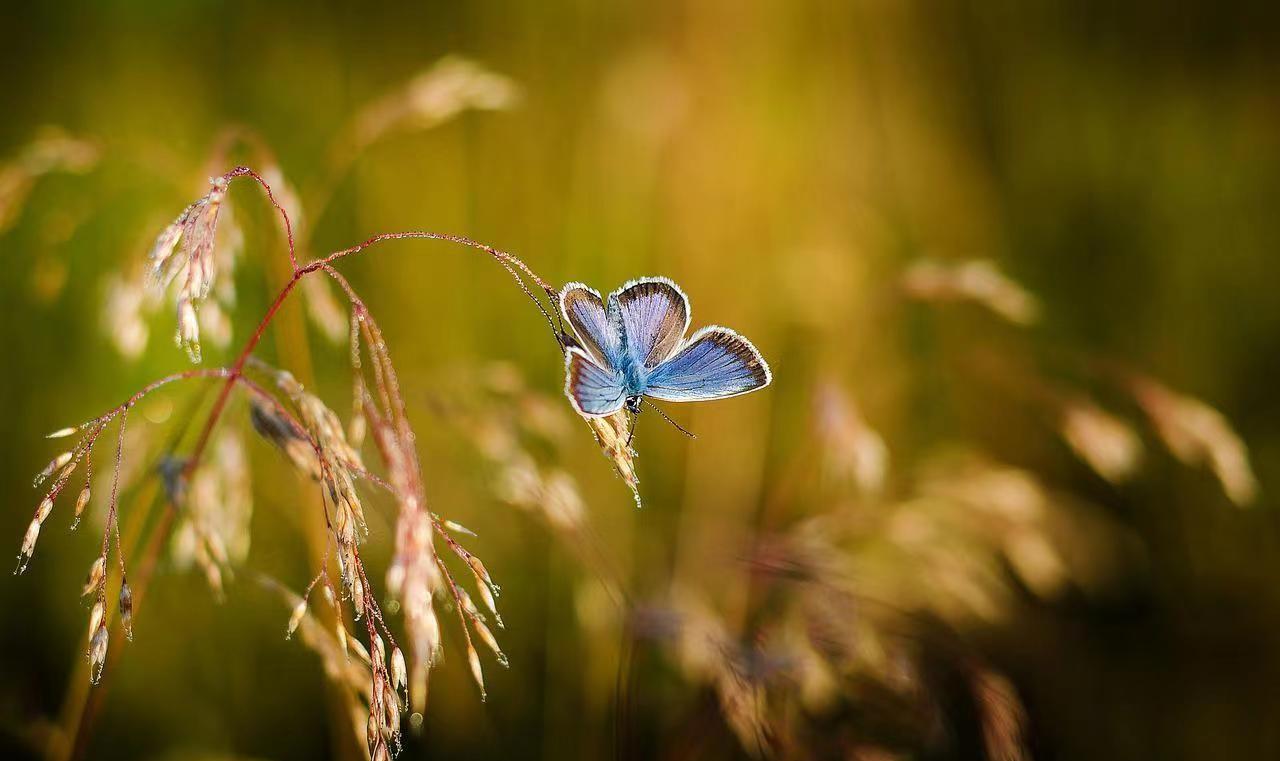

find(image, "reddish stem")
[183,272,304,478]
[224,166,298,270]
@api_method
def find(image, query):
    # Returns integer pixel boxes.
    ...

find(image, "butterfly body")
[560,277,771,418]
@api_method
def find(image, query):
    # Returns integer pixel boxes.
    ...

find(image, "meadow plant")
[14,162,616,760]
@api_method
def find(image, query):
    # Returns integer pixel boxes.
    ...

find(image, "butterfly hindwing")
[610,277,690,369]
[564,347,627,417]
[642,326,771,403]
[560,283,624,368]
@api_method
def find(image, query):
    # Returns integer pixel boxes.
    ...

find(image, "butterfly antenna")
[642,400,696,439]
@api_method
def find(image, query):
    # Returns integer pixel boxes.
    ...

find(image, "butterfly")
[559,277,772,421]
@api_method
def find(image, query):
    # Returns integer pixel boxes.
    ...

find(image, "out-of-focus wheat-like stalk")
[902,258,1040,325]
[0,129,99,235]
[1131,375,1258,506]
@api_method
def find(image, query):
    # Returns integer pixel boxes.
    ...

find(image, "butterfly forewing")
[642,327,771,402]
[611,278,690,369]
[560,283,624,368]
[564,347,628,417]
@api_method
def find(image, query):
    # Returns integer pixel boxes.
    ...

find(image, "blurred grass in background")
[2,1,1280,759]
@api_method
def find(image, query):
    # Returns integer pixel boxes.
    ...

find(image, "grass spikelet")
[584,410,641,506]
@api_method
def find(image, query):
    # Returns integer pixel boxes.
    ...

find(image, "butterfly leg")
[625,406,640,448]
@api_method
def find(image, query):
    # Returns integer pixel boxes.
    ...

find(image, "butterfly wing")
[560,282,624,367]
[643,327,771,402]
[564,347,628,417]
[610,277,690,369]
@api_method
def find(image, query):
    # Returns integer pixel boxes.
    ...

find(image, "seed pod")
[56,459,79,484]
[35,452,73,487]
[391,647,408,698]
[46,426,79,439]
[475,581,502,628]
[175,298,202,363]
[347,632,371,665]
[366,714,380,756]
[335,619,349,659]
[339,545,357,589]
[83,557,106,596]
[147,220,183,279]
[467,641,486,701]
[89,624,109,684]
[382,682,401,734]
[466,555,493,588]
[119,577,134,641]
[18,519,41,571]
[74,485,91,524]
[472,618,508,668]
[88,600,105,637]
[334,502,355,546]
[442,519,477,537]
[36,497,54,524]
[352,575,366,619]
[286,599,307,639]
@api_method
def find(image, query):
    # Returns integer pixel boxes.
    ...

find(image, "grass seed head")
[175,298,201,363]
[335,619,349,659]
[119,577,134,641]
[34,451,73,488]
[286,599,307,640]
[88,623,109,684]
[36,496,54,524]
[467,641,486,701]
[1060,401,1142,484]
[73,484,91,525]
[87,600,105,642]
[352,574,366,619]
[82,557,106,596]
[17,518,41,572]
[391,647,407,698]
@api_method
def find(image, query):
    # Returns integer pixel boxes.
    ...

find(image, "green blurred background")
[3,2,1280,760]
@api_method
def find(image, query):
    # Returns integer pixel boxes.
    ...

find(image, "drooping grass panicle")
[20,159,583,760]
[146,176,228,363]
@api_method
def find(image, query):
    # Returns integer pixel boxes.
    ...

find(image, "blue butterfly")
[559,277,772,419]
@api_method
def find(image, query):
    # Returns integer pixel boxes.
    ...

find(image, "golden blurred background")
[2,2,1279,760]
